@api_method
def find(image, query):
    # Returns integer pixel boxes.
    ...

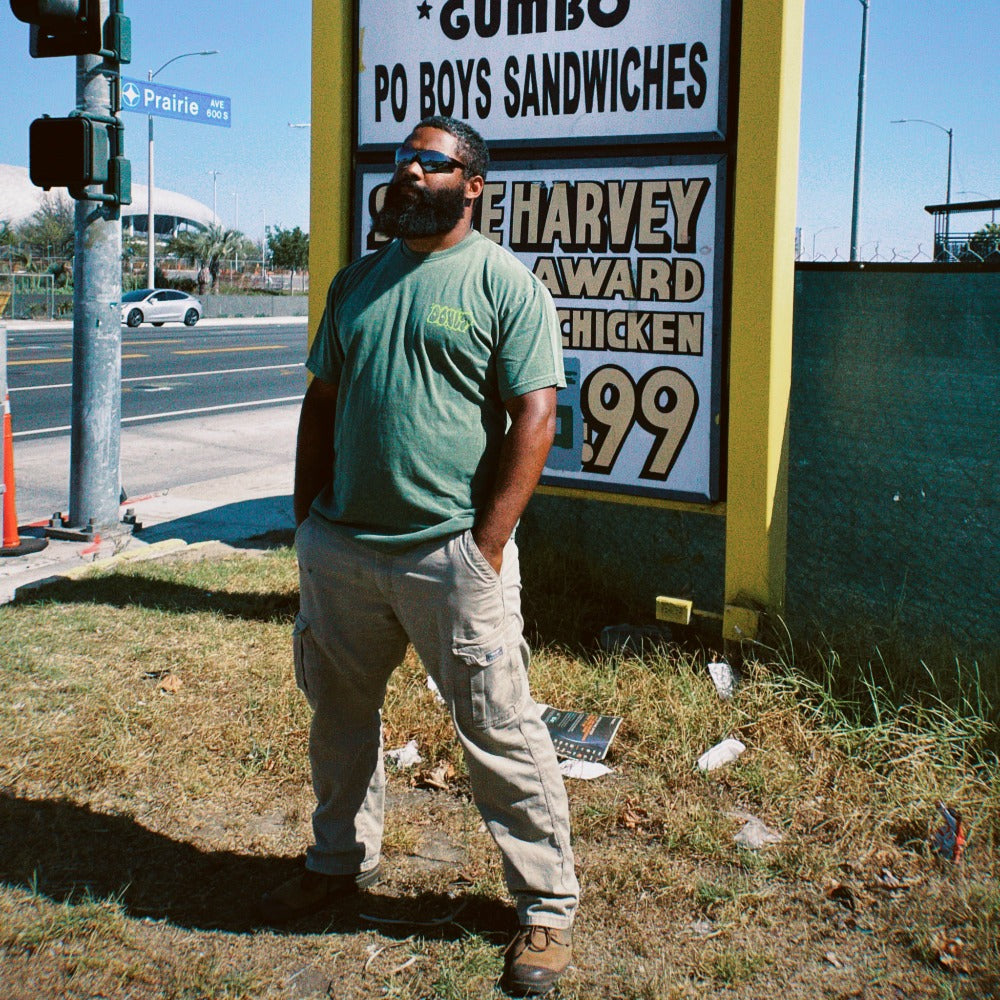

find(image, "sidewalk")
[0,461,296,604]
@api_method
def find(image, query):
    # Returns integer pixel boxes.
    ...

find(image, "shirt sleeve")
[495,273,566,401]
[305,274,346,383]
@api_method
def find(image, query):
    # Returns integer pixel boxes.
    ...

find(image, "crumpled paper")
[697,738,746,772]
[386,739,423,769]
[559,759,614,780]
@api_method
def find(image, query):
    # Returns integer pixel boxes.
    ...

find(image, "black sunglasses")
[394,147,466,174]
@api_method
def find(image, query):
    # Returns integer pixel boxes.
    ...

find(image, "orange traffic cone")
[2,393,48,557]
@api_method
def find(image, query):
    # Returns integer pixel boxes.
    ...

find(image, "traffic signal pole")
[10,1,132,534]
[68,18,122,534]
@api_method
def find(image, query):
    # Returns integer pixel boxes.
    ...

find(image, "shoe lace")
[526,926,554,952]
[506,925,566,960]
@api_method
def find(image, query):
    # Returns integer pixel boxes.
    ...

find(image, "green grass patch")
[0,547,997,999]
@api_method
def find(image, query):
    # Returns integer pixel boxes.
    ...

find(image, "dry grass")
[0,546,997,999]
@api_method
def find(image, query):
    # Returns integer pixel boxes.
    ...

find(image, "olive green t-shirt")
[306,230,565,550]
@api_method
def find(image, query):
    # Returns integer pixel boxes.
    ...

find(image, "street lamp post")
[892,118,953,256]
[146,49,218,287]
[850,0,870,262]
[233,189,239,273]
[262,208,268,278]
[208,169,222,224]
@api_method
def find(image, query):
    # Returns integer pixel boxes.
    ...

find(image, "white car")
[121,288,202,328]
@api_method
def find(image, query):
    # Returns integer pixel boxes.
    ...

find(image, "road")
[4,319,307,523]
[7,319,307,437]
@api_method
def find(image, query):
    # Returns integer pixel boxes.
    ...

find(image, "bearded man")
[260,116,579,997]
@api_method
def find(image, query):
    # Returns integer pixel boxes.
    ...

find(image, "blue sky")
[1,1,996,257]
[798,0,997,260]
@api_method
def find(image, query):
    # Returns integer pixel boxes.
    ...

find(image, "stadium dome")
[0,163,215,236]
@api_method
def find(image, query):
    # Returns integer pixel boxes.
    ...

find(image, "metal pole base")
[45,512,99,542]
[44,511,136,541]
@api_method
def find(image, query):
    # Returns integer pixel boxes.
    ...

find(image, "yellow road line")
[7,344,72,352]
[123,339,184,346]
[8,353,148,366]
[173,345,285,355]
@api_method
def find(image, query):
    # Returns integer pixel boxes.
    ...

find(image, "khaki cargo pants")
[293,514,579,928]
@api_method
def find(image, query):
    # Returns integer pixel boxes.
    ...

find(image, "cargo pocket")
[452,621,524,729]
[292,614,318,710]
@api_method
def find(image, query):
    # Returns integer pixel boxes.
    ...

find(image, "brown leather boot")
[258,864,381,923]
[501,924,573,996]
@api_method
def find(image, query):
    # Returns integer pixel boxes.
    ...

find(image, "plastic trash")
[932,802,968,862]
[734,815,783,848]
[707,661,736,700]
[558,759,614,780]
[696,738,746,772]
[426,676,445,705]
[386,739,423,769]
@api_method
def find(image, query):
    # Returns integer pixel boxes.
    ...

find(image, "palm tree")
[960,222,1000,263]
[167,224,245,293]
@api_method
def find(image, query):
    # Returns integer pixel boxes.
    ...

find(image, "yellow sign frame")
[309,0,804,624]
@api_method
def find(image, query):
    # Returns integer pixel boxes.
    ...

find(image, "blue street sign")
[121,77,231,128]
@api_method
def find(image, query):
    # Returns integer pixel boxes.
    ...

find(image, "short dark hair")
[414,116,489,180]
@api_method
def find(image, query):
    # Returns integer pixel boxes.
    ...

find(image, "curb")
[59,538,190,578]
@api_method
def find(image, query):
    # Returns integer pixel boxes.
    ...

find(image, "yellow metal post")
[724,0,804,627]
[309,0,355,347]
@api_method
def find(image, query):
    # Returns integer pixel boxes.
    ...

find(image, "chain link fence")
[0,272,60,320]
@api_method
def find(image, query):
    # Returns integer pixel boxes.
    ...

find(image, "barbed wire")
[799,243,934,263]
[799,235,1000,264]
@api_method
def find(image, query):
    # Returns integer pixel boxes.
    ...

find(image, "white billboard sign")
[357,0,729,148]
[358,157,725,502]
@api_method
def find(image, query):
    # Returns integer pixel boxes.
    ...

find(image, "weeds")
[2,878,131,954]
[0,548,997,998]
[423,933,499,999]
[697,944,774,984]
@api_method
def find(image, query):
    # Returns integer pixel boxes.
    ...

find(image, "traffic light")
[10,0,101,57]
[9,0,130,61]
[13,1,132,208]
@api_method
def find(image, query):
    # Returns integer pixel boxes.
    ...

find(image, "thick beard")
[374,178,467,238]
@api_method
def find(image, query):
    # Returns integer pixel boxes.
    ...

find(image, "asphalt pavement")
[2,317,306,604]
[9,318,306,434]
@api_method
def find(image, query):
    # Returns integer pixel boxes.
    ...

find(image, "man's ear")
[464,174,485,201]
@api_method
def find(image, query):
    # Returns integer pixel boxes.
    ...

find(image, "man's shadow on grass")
[0,793,512,941]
